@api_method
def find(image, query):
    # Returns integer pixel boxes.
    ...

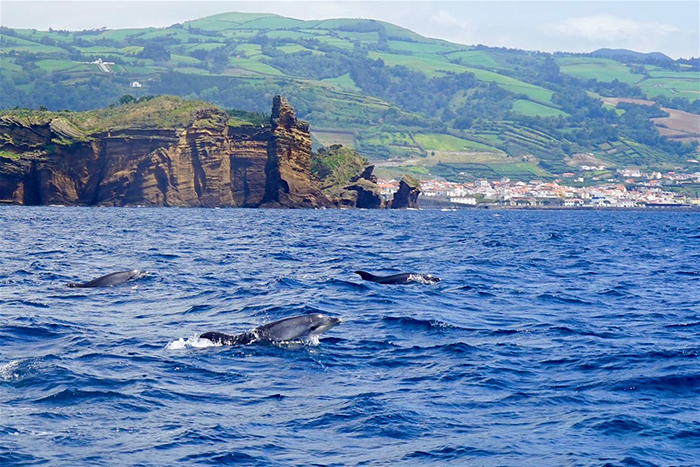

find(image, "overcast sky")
[1,1,698,59]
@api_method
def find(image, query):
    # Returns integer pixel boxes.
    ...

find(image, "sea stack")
[390,175,421,209]
[263,95,330,208]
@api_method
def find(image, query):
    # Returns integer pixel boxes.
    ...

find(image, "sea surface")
[0,207,698,466]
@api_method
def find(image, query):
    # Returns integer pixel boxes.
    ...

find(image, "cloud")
[542,14,678,48]
[431,9,471,30]
[420,8,480,45]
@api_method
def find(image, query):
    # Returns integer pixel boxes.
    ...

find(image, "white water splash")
[0,360,21,380]
[407,274,441,285]
[166,335,220,350]
[301,335,321,347]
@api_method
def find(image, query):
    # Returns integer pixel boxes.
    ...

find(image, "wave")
[548,326,620,339]
[403,342,479,355]
[178,451,265,464]
[405,446,496,460]
[33,388,138,404]
[322,278,372,290]
[611,373,700,395]
[664,321,700,329]
[0,323,71,340]
[575,416,649,436]
[382,316,463,331]
[182,304,213,314]
[537,293,596,306]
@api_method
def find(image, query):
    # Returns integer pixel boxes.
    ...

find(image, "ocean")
[1,207,698,466]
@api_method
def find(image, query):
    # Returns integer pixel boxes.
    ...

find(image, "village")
[377,169,700,208]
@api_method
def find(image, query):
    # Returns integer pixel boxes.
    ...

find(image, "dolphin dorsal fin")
[354,271,376,281]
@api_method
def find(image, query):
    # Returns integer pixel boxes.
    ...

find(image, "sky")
[1,1,698,59]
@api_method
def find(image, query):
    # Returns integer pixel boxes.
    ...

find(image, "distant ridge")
[590,48,673,63]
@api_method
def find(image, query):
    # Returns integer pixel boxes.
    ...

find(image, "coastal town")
[378,168,700,208]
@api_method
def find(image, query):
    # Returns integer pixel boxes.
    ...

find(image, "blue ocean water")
[0,207,698,466]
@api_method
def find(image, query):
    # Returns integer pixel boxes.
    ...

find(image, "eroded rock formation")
[339,165,384,209]
[390,175,421,209]
[263,96,330,208]
[0,96,330,208]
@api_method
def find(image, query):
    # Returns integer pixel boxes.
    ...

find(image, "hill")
[1,12,698,181]
[590,48,674,64]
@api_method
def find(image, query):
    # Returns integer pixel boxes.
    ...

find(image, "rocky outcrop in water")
[390,175,421,209]
[0,96,330,208]
[340,165,384,209]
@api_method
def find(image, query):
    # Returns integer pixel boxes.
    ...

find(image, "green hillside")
[1,12,698,181]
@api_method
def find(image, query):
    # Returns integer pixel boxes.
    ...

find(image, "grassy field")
[321,73,361,91]
[445,50,504,69]
[311,129,357,148]
[457,66,556,104]
[386,40,459,55]
[511,100,568,117]
[414,133,503,153]
[556,57,643,84]
[426,160,552,181]
[35,59,82,72]
[638,78,700,101]
[368,52,470,77]
[229,58,284,76]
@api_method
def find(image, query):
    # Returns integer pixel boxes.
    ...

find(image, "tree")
[118,95,136,105]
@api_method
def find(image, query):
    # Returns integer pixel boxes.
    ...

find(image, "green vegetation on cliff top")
[1,96,262,134]
[311,144,369,189]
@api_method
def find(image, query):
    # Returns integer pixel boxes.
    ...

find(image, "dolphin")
[67,269,147,288]
[201,313,342,346]
[354,270,441,285]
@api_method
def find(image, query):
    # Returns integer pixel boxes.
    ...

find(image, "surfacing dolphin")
[67,269,147,288]
[354,270,441,285]
[201,313,342,346]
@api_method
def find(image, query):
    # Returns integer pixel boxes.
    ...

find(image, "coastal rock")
[0,96,327,208]
[351,164,378,184]
[340,165,384,208]
[343,177,384,209]
[390,175,421,209]
[310,144,384,209]
[263,96,330,208]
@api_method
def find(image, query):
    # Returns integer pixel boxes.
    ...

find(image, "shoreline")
[0,203,698,212]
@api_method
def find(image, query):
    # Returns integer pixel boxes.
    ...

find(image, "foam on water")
[166,335,221,350]
[0,360,21,381]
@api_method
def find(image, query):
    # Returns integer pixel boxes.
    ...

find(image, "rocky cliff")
[0,96,330,208]
[263,96,330,208]
[390,175,421,209]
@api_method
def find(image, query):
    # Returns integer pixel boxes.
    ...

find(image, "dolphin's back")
[354,271,440,284]
[200,331,257,346]
[355,271,411,284]
[257,315,317,342]
[68,270,140,288]
[201,314,341,346]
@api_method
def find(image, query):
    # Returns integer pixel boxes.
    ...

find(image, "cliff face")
[0,96,329,208]
[263,96,329,208]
